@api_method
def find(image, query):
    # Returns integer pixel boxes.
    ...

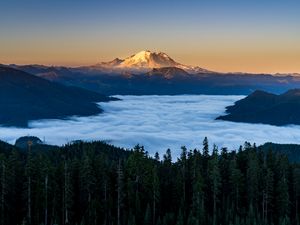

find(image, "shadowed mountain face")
[0,66,115,127]
[217,89,300,126]
[146,67,189,79]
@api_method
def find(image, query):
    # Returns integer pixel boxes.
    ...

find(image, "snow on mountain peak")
[97,50,211,74]
[119,50,176,69]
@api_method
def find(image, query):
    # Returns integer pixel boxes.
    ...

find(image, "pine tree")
[117,159,123,225]
[202,137,209,158]
[163,149,172,164]
[229,157,243,213]
[192,169,204,225]
[293,168,300,225]
[176,209,184,225]
[63,159,72,225]
[154,152,160,161]
[80,151,96,224]
[262,167,274,224]
[187,211,197,225]
[276,156,289,224]
[25,141,33,225]
[0,155,6,225]
[246,151,259,209]
[156,216,162,225]
[144,203,152,225]
[152,165,160,225]
[179,146,187,216]
[41,159,51,225]
[6,149,24,225]
[208,145,220,225]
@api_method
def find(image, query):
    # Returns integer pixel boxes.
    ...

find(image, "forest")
[0,138,299,225]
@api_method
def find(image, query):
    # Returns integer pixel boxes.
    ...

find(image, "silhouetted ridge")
[0,66,115,127]
[217,89,300,125]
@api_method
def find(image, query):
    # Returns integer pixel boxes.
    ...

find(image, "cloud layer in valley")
[1,95,300,159]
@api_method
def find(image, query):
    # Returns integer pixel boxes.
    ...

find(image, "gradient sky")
[0,0,299,73]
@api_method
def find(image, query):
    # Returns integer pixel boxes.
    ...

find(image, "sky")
[0,0,299,73]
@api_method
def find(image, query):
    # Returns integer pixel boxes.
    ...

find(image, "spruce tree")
[208,145,220,225]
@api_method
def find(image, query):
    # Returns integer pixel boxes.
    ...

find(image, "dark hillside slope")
[217,89,300,125]
[259,142,300,163]
[0,66,114,127]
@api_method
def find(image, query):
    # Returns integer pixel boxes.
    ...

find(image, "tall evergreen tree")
[25,141,33,225]
[152,165,160,225]
[293,168,300,225]
[208,145,220,225]
[117,159,123,225]
[0,155,6,225]
[229,157,243,215]
[276,156,290,224]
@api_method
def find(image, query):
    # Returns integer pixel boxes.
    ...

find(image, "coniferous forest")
[0,138,299,225]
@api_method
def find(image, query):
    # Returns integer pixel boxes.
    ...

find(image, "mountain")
[217,89,300,125]
[9,64,75,81]
[0,65,115,127]
[11,63,300,95]
[146,67,190,79]
[86,50,211,74]
[8,51,300,95]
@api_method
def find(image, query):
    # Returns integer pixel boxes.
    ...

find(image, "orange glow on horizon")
[1,36,299,74]
[1,49,299,74]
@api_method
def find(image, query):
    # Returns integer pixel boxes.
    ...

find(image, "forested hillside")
[217,89,300,126]
[0,139,299,225]
[259,143,300,163]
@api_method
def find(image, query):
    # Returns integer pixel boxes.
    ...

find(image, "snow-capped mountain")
[146,67,190,79]
[119,50,176,69]
[92,50,211,74]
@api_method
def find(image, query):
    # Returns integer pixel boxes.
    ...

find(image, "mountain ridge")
[6,50,300,96]
[217,89,300,126]
[0,65,115,127]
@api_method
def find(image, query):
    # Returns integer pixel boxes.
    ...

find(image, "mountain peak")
[120,50,176,69]
[96,50,211,74]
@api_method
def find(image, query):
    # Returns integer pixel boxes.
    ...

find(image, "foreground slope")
[0,66,114,127]
[217,89,300,125]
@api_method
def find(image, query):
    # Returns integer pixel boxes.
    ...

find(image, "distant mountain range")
[217,89,300,126]
[2,49,300,127]
[0,65,115,127]
[6,50,300,95]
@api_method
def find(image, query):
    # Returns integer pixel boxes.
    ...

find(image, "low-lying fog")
[1,95,300,157]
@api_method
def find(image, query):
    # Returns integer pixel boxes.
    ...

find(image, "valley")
[1,95,300,158]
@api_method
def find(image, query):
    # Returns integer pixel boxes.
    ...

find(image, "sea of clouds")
[1,95,300,158]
